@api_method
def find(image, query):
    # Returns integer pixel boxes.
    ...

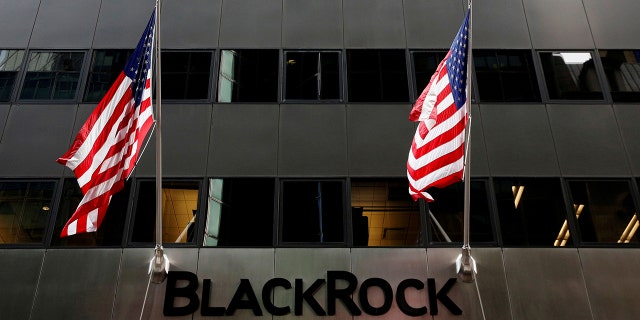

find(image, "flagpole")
[150,0,168,283]
[456,0,477,283]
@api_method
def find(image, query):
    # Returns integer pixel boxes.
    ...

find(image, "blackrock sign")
[164,270,462,317]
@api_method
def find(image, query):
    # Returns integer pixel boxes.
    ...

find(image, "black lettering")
[396,279,428,316]
[225,279,263,316]
[428,278,462,315]
[326,271,361,315]
[294,278,326,315]
[262,278,291,316]
[163,271,200,316]
[200,279,226,316]
[358,278,393,315]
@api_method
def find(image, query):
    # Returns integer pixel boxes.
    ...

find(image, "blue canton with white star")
[445,10,470,110]
[124,10,155,108]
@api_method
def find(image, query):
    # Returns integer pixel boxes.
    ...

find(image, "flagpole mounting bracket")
[149,244,169,283]
[456,245,476,283]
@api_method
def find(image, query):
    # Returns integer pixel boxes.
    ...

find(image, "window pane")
[84,50,132,102]
[347,50,409,102]
[285,51,340,101]
[599,50,640,102]
[568,180,638,244]
[0,181,55,244]
[474,50,540,102]
[426,180,494,244]
[281,180,344,244]
[51,179,129,246]
[539,51,603,100]
[20,52,84,100]
[0,50,25,101]
[351,179,420,247]
[161,51,212,100]
[204,178,274,246]
[412,51,447,98]
[217,49,279,102]
[494,178,569,246]
[131,180,200,244]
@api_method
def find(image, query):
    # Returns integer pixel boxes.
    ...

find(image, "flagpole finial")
[456,245,477,283]
[149,244,169,283]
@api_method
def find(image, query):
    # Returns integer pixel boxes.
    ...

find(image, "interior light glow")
[512,186,525,209]
[554,204,584,247]
[618,213,639,243]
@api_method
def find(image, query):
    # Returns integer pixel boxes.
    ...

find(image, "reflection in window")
[20,51,84,100]
[51,179,129,246]
[0,181,54,244]
[285,51,341,101]
[162,51,212,100]
[351,179,420,247]
[204,178,274,246]
[567,180,638,244]
[474,50,540,102]
[411,51,447,98]
[84,50,132,102]
[539,51,603,100]
[599,50,640,102]
[347,50,409,102]
[0,50,25,101]
[426,180,494,244]
[131,180,200,244]
[217,49,279,102]
[281,180,344,244]
[494,178,569,246]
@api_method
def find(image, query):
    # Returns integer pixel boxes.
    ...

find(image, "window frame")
[0,179,59,248]
[160,50,214,102]
[17,50,88,103]
[564,178,640,247]
[82,49,133,103]
[282,49,343,103]
[473,49,541,103]
[537,50,609,103]
[0,49,27,102]
[278,178,348,247]
[127,178,206,248]
[216,48,280,103]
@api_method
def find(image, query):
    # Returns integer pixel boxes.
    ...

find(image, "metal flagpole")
[456,0,477,283]
[150,0,169,284]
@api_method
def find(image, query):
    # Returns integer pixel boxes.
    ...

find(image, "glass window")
[281,180,345,244]
[474,50,540,102]
[0,50,25,102]
[347,49,409,102]
[426,180,494,244]
[350,179,421,247]
[131,180,201,245]
[51,179,130,246]
[217,49,279,102]
[598,50,640,102]
[162,51,212,100]
[204,178,274,246]
[494,178,569,247]
[284,51,341,101]
[539,51,604,100]
[567,180,638,244]
[20,51,85,100]
[83,50,132,102]
[411,51,447,99]
[0,181,55,244]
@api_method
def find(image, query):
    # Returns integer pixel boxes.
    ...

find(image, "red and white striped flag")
[56,10,156,237]
[407,9,470,202]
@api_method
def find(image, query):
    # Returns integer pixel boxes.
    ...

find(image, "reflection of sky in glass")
[557,52,592,64]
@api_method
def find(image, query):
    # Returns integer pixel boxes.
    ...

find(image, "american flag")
[407,9,470,202]
[56,10,156,237]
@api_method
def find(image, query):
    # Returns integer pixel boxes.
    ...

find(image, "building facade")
[1,0,640,319]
